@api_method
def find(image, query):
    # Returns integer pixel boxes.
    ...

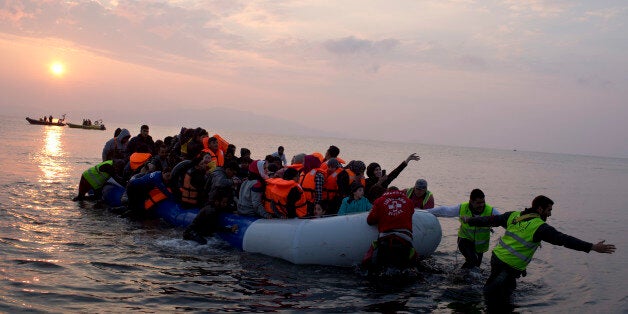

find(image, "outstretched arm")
[534,224,616,253]
[591,240,616,254]
[427,205,460,217]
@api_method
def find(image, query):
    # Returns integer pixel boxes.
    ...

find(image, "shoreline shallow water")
[1,115,626,312]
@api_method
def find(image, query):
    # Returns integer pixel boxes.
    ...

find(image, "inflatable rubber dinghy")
[102,185,442,267]
[217,209,442,267]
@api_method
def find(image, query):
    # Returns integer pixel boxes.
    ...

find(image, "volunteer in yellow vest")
[404,178,434,209]
[462,195,616,313]
[263,167,307,218]
[427,189,500,269]
[73,160,116,201]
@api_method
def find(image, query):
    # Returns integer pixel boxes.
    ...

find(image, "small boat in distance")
[25,114,66,126]
[67,119,106,131]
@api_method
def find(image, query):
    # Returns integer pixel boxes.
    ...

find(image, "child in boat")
[337,182,372,216]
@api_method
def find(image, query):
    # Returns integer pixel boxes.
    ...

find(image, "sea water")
[1,115,626,312]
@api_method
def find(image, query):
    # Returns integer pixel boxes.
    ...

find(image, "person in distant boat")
[463,195,616,313]
[403,178,434,209]
[49,115,53,123]
[337,181,372,216]
[237,160,272,219]
[270,146,287,166]
[427,189,500,270]
[125,125,155,158]
[364,153,421,203]
[73,160,118,201]
[337,160,367,199]
[102,128,131,162]
[364,186,417,272]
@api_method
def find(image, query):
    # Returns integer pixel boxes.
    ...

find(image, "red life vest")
[264,178,307,218]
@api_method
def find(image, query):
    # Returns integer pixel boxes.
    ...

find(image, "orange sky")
[1,1,626,158]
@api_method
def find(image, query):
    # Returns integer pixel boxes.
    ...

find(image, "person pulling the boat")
[462,195,616,313]
[403,178,434,209]
[364,186,417,273]
[73,160,122,201]
[427,188,500,270]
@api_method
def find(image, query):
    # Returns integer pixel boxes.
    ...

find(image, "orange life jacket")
[263,178,307,218]
[130,152,152,171]
[319,157,346,171]
[202,138,225,167]
[323,168,342,200]
[179,173,199,205]
[144,187,171,210]
[287,163,303,172]
[299,168,325,203]
[346,169,366,186]
[212,134,230,152]
[311,152,324,163]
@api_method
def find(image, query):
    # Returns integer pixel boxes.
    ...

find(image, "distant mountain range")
[100,107,336,138]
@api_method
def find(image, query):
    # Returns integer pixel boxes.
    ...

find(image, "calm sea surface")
[1,115,626,313]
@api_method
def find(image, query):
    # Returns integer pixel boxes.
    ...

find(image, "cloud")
[321,36,400,73]
[323,36,399,55]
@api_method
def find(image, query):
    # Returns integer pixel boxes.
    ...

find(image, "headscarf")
[366,162,380,178]
[248,159,269,180]
[303,154,322,173]
[346,160,366,175]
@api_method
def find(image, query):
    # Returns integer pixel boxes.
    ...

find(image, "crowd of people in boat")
[82,119,103,126]
[39,114,65,123]
[74,124,616,313]
[74,124,430,227]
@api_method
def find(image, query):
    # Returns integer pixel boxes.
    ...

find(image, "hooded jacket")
[102,128,130,161]
[237,160,270,218]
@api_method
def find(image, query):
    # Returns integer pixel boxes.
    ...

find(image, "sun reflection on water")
[37,127,69,183]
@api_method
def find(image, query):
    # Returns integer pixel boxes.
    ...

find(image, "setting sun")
[50,62,65,76]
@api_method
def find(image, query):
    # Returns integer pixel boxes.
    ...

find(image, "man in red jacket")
[366,187,417,271]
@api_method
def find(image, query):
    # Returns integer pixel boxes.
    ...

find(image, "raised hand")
[405,153,420,164]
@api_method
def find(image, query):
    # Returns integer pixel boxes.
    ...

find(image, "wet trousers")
[458,237,484,269]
